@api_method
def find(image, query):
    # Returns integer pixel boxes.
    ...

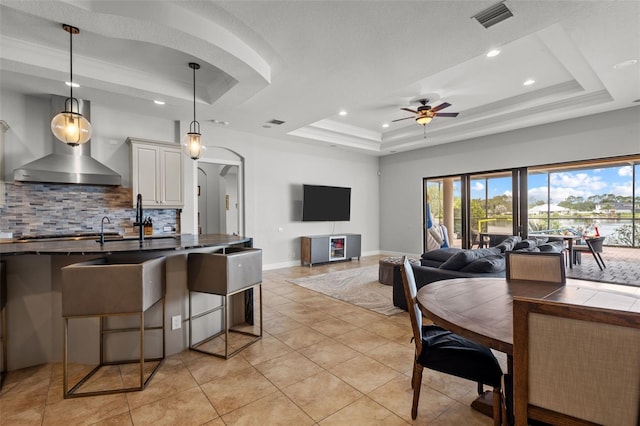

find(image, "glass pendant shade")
[184,62,202,160]
[53,24,92,146]
[183,131,202,160]
[416,115,433,125]
[51,108,92,146]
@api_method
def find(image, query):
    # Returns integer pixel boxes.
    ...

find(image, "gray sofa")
[393,236,565,310]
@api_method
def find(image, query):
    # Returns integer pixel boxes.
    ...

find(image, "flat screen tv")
[302,184,351,221]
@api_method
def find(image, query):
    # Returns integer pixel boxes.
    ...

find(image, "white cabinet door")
[161,147,183,207]
[132,144,160,207]
[129,138,183,208]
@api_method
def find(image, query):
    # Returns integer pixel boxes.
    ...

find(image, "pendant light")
[51,24,92,146]
[183,62,202,160]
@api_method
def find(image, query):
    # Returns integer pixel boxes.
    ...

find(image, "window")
[423,155,640,252]
[529,159,639,246]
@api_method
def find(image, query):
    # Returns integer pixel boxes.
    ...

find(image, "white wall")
[181,122,380,268]
[379,106,640,256]
[1,91,380,268]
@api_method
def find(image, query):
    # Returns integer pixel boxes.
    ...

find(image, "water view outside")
[527,164,639,247]
[426,161,639,248]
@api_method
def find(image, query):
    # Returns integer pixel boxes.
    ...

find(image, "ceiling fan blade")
[431,102,451,112]
[400,107,418,114]
[435,112,459,117]
[391,116,415,122]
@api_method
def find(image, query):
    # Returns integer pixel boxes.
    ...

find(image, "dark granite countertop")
[0,234,252,256]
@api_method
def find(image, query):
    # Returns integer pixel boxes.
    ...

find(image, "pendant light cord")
[192,64,196,123]
[69,25,73,101]
[188,62,200,134]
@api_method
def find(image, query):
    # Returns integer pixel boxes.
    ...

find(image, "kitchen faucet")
[100,216,110,245]
[133,193,144,243]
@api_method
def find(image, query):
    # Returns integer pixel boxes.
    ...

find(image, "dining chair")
[505,251,565,284]
[573,236,606,271]
[512,297,640,426]
[400,256,504,425]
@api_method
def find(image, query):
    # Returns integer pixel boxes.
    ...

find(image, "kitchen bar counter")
[0,233,252,256]
[1,233,255,371]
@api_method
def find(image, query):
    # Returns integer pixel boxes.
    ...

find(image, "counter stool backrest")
[513,298,640,426]
[506,252,565,284]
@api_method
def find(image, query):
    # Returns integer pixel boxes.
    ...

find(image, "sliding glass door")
[528,159,639,247]
[423,155,640,252]
[468,171,517,246]
[425,177,462,248]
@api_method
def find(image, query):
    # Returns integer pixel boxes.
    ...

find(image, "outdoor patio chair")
[400,256,504,424]
[512,297,640,425]
[573,236,606,271]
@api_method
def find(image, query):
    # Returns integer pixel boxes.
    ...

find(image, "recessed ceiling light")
[153,100,165,105]
[211,119,229,126]
[523,79,536,86]
[339,110,347,116]
[382,123,389,128]
[65,81,80,88]
[613,59,638,69]
[486,49,501,58]
[262,125,271,128]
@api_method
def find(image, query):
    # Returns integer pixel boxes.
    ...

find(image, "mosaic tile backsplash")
[0,182,178,238]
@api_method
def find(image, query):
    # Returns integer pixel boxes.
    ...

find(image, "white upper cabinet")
[128,138,183,208]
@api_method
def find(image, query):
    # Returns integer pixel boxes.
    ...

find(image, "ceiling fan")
[392,98,459,126]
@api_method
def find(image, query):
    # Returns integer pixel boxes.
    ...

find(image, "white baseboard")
[263,250,422,270]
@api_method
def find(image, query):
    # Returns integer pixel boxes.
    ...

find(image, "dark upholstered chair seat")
[400,256,504,424]
[419,324,502,388]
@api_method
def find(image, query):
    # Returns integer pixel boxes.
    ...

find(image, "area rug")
[287,265,404,316]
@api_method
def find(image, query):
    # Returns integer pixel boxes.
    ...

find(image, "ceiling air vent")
[472,2,514,29]
[267,119,285,125]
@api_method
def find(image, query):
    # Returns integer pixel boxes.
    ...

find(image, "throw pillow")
[494,236,522,253]
[459,255,506,273]
[513,239,537,250]
[537,241,564,253]
[512,246,540,252]
[439,247,501,270]
[421,248,462,263]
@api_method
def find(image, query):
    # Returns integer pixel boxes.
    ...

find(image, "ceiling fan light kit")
[51,24,92,147]
[392,98,459,127]
[416,116,433,125]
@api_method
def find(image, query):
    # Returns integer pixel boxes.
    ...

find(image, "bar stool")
[187,247,262,359]
[61,256,166,398]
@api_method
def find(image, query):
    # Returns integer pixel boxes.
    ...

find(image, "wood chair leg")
[411,362,423,420]
[492,388,502,426]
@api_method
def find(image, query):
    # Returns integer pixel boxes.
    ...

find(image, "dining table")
[416,276,640,423]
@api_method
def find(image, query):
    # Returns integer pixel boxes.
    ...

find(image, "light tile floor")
[0,255,496,425]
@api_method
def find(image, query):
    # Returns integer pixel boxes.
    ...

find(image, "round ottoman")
[379,256,419,286]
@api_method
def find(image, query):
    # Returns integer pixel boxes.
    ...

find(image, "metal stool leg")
[63,297,165,398]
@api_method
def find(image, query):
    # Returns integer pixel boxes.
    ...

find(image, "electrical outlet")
[171,315,181,330]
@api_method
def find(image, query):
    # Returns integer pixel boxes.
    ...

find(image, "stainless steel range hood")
[13,96,122,186]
